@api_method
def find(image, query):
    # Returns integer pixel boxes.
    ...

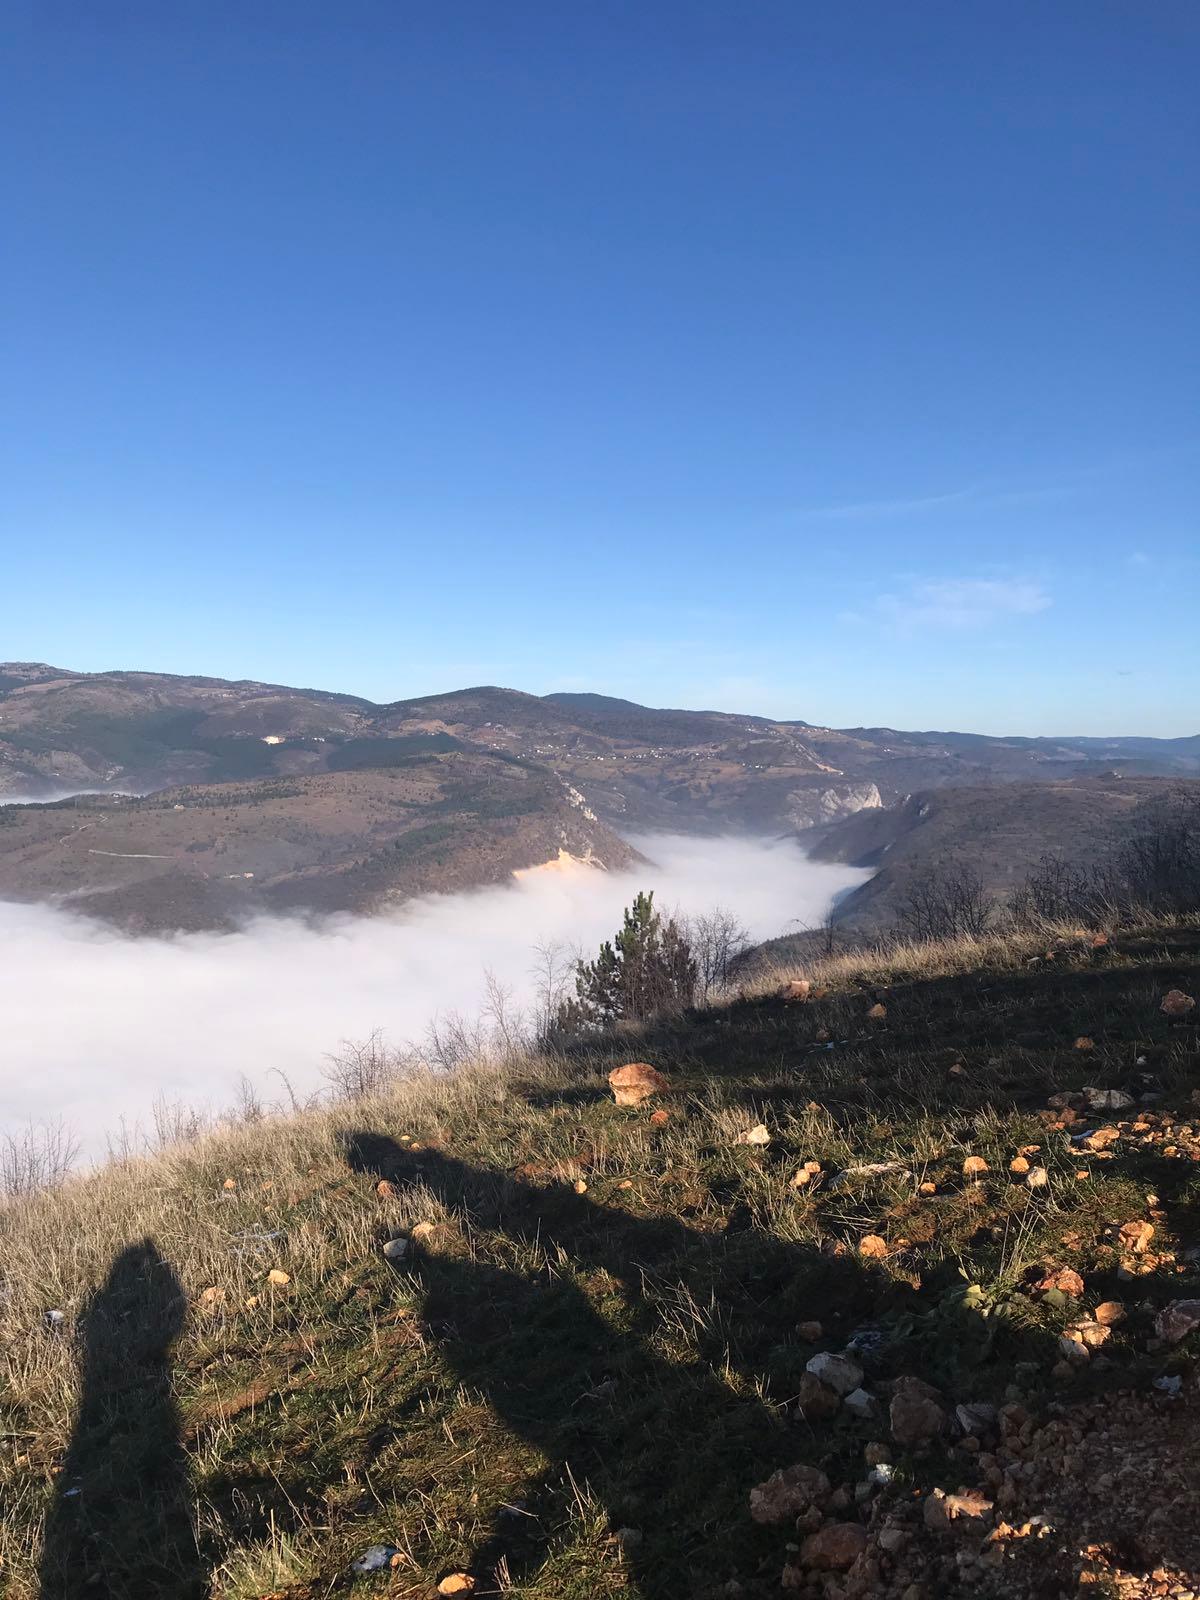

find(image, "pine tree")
[558,891,697,1033]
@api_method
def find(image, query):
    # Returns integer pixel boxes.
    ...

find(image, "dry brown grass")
[736,909,1200,1001]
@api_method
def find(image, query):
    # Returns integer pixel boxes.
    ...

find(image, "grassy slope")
[3,923,1200,1599]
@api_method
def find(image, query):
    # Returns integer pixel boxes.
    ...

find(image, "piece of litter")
[351,1544,401,1574]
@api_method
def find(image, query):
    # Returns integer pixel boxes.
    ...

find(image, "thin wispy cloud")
[799,479,1080,522]
[803,488,976,520]
[845,576,1052,634]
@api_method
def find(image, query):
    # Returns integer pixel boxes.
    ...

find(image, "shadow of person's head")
[77,1239,187,1373]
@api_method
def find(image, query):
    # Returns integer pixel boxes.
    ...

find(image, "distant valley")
[2,661,1197,931]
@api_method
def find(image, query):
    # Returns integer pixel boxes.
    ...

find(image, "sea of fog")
[0,833,869,1157]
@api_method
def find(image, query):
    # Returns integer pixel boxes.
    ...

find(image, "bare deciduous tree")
[1,1119,78,1201]
[1010,854,1098,929]
[323,1028,397,1100]
[687,907,752,1002]
[529,938,574,1042]
[1010,791,1200,929]
[895,863,996,943]
[1115,789,1200,914]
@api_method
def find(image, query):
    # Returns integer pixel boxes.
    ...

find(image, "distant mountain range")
[1,661,1196,930]
[3,662,1196,822]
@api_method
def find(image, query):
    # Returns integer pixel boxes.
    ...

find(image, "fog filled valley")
[0,832,868,1158]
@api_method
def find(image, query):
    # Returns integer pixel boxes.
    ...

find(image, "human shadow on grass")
[39,1240,207,1600]
[343,1133,1061,1599]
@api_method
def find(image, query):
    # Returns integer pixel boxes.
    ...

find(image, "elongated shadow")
[342,1133,891,1598]
[39,1240,207,1600]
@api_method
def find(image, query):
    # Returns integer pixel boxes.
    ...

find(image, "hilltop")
[3,917,1200,1598]
[0,755,636,932]
[808,775,1200,935]
[3,663,1197,836]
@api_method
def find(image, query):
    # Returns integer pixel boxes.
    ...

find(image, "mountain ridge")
[4,663,1195,832]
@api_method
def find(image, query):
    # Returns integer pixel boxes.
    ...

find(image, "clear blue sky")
[2,1,1197,734]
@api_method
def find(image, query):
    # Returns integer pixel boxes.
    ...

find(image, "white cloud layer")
[0,834,868,1158]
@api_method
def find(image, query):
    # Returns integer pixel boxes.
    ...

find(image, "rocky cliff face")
[787,782,883,829]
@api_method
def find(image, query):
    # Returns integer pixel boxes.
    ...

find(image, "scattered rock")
[1082,1125,1121,1151]
[382,1238,409,1261]
[890,1377,948,1445]
[831,1161,910,1188]
[437,1576,476,1597]
[867,1003,888,1020]
[410,1221,437,1240]
[1155,1299,1200,1345]
[806,1351,864,1396]
[923,1487,994,1533]
[1058,1332,1090,1363]
[266,1268,290,1286]
[1036,1267,1084,1297]
[797,1320,823,1341]
[791,1161,823,1188]
[1082,1086,1135,1111]
[955,1401,997,1436]
[608,1063,669,1106]
[859,1233,888,1259]
[1026,1166,1050,1190]
[962,1156,989,1178]
[798,1522,868,1570]
[781,979,812,1002]
[1009,1155,1030,1175]
[1094,1299,1126,1325]
[1118,1219,1155,1254]
[376,1179,397,1199]
[844,1386,877,1417]
[796,1371,842,1422]
[1161,989,1196,1019]
[1068,1320,1111,1349]
[198,1286,226,1313]
[735,1123,771,1146]
[749,1463,831,1524]
[648,1108,671,1127]
[1074,1036,1096,1052]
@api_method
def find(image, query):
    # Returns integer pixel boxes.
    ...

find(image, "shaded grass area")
[1,923,1198,1598]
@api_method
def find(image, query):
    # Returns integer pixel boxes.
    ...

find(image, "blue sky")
[2,1,1196,734]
